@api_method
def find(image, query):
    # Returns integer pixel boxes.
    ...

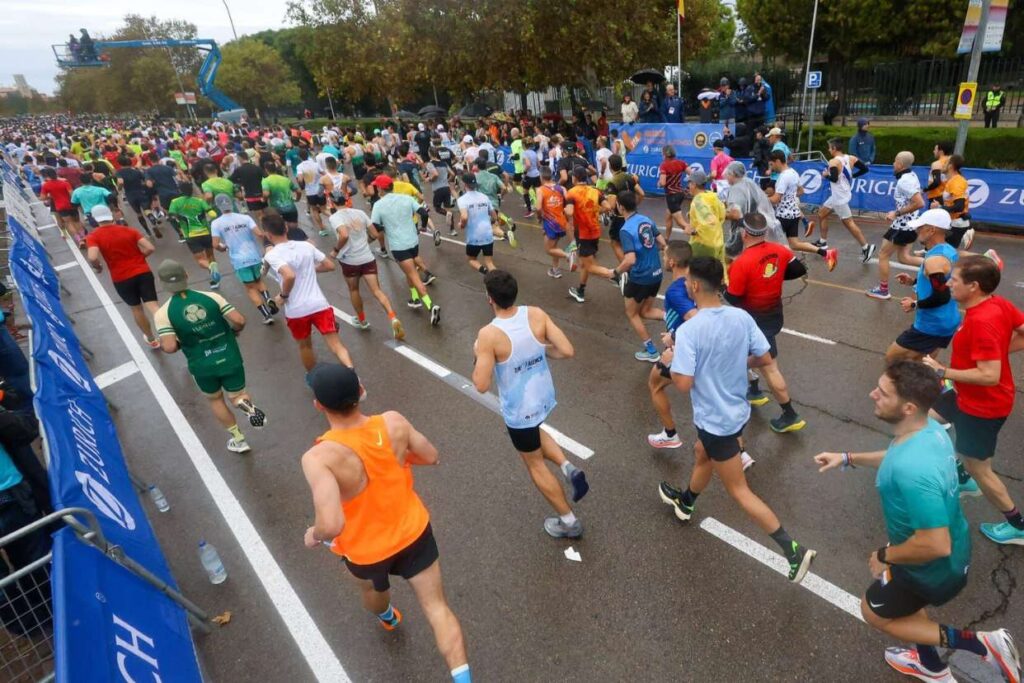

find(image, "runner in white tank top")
[815,138,874,262]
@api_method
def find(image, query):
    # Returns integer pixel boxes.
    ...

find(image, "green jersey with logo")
[262,174,297,211]
[167,196,212,238]
[201,177,237,210]
[154,290,243,378]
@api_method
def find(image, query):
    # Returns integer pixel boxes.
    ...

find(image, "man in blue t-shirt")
[611,190,666,362]
[815,360,1020,683]
[210,195,277,324]
[887,209,960,363]
[658,256,817,584]
[647,242,697,450]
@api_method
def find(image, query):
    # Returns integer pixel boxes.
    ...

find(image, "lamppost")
[796,0,820,153]
[223,0,239,41]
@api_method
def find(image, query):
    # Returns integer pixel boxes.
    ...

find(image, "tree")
[218,39,302,113]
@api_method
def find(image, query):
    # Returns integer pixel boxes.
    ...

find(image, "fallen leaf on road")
[212,611,232,626]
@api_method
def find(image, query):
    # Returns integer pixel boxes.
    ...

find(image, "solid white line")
[540,425,595,460]
[93,361,140,389]
[393,345,452,379]
[699,517,864,621]
[36,223,57,230]
[780,328,837,345]
[866,258,917,272]
[54,261,77,272]
[66,247,351,682]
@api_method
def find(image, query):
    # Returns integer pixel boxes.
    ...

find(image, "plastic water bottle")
[198,541,227,584]
[147,485,170,512]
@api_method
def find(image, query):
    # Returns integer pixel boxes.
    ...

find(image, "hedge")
[795,125,1024,170]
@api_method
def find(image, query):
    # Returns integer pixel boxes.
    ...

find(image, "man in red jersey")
[39,167,84,244]
[657,145,688,234]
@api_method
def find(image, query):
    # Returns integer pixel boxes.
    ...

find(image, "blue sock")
[916,644,944,673]
[451,664,472,683]
[940,625,987,657]
[644,339,656,354]
[377,604,395,623]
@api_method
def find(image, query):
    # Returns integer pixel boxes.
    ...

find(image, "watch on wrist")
[936,366,946,380]
[280,292,290,299]
[877,546,890,565]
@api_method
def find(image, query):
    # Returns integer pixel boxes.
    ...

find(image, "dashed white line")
[780,328,837,345]
[393,345,452,378]
[699,517,863,621]
[93,360,140,389]
[54,261,77,272]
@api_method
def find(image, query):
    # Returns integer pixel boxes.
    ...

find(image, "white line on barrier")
[93,361,140,389]
[699,517,864,621]
[66,248,351,682]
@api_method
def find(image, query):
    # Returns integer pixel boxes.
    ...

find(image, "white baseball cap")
[462,135,473,144]
[908,208,952,230]
[90,205,114,223]
[436,124,445,131]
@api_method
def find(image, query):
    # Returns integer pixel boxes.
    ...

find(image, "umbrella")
[580,99,608,111]
[629,68,666,85]
[394,110,420,120]
[491,112,514,123]
[458,102,493,118]
[418,105,447,117]
[697,90,721,101]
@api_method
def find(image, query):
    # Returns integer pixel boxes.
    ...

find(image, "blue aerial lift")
[53,37,247,122]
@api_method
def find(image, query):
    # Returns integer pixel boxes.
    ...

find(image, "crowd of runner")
[2,112,1022,683]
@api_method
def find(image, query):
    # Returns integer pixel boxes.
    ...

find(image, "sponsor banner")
[5,211,202,682]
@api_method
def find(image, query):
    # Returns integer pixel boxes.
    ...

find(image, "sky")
[0,0,293,95]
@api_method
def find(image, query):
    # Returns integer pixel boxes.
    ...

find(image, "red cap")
[371,175,393,190]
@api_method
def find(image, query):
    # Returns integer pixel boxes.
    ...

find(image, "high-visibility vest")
[986,91,1005,109]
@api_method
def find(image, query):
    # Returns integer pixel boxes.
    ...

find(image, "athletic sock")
[780,401,797,418]
[410,287,421,302]
[261,289,271,302]
[939,625,988,657]
[1002,506,1024,530]
[680,488,699,507]
[577,283,586,295]
[916,644,944,673]
[665,428,677,438]
[357,311,366,323]
[956,459,971,485]
[748,378,760,394]
[644,339,656,354]
[769,527,796,557]
[451,664,472,683]
[878,281,889,293]
[227,424,244,441]
[422,294,434,309]
[560,461,575,478]
[817,247,827,257]
[258,303,271,317]
[387,310,396,320]
[377,604,397,624]
[478,265,487,273]
[559,511,578,525]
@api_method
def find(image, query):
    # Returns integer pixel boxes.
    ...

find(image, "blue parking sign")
[807,71,822,89]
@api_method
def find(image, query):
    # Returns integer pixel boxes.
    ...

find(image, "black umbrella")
[629,68,666,85]
[418,105,447,117]
[580,99,608,111]
[458,102,493,118]
[394,110,420,120]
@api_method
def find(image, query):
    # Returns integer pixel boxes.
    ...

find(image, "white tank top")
[830,154,853,204]
[325,170,346,201]
[490,307,557,429]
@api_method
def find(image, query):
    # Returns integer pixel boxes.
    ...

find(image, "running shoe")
[960,228,976,251]
[319,229,330,237]
[378,606,402,631]
[266,299,279,315]
[825,247,839,272]
[507,226,518,249]
[209,280,220,290]
[658,482,694,521]
[564,466,589,503]
[568,250,578,272]
[883,647,956,682]
[543,516,583,538]
[153,226,164,239]
[958,478,982,498]
[612,270,629,295]
[979,628,1022,683]
[786,542,816,583]
[524,210,535,219]
[430,305,441,326]
[379,249,390,260]
[391,317,405,341]
[866,286,891,300]
[802,218,815,238]
[547,267,563,279]
[261,313,274,325]
[407,299,423,309]
[647,430,682,449]
[770,413,807,433]
[433,230,442,247]
[746,389,770,406]
[740,451,755,471]
[635,349,660,363]
[227,437,251,454]
[566,240,578,253]
[209,263,222,286]
[984,248,1004,271]
[812,239,828,249]
[144,335,161,350]
[980,521,1024,546]
[422,271,437,286]
[356,319,371,330]
[861,243,877,263]
[236,398,267,429]
[568,286,585,303]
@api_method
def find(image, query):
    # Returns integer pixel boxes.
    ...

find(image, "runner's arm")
[851,158,869,179]
[384,411,439,466]
[814,450,885,470]
[881,526,952,566]
[923,357,1000,387]
[541,310,574,360]
[301,447,345,543]
[913,257,953,309]
[633,178,645,199]
[331,223,349,255]
[136,236,155,257]
[471,330,496,393]
[747,351,773,369]
[925,168,942,193]
[1010,324,1024,354]
[784,257,808,280]
[657,172,667,189]
[86,245,103,273]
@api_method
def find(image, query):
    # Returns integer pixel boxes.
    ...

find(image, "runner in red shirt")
[657,145,689,235]
[725,213,807,435]
[924,254,1024,546]
[39,168,84,243]
[565,168,615,303]
[85,205,162,349]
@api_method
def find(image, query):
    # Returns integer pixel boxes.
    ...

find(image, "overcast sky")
[0,0,293,95]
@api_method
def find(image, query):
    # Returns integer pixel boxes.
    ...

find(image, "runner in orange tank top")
[301,364,471,683]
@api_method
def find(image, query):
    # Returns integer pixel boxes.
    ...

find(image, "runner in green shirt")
[201,163,238,213]
[261,164,302,234]
[167,182,222,288]
[815,360,1020,683]
[154,259,266,454]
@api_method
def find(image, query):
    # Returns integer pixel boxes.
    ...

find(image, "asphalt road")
[36,185,1024,683]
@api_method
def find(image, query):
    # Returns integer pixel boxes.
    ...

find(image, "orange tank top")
[317,415,430,564]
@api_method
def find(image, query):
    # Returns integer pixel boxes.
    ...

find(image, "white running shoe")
[979,629,1022,683]
[227,437,251,454]
[647,430,682,449]
[740,451,755,471]
[960,228,975,251]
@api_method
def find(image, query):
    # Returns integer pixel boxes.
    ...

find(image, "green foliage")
[218,39,302,112]
[800,125,1024,170]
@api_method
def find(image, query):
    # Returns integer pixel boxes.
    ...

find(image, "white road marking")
[540,425,595,459]
[866,258,917,272]
[93,361,140,389]
[54,261,77,272]
[393,345,452,378]
[66,248,351,682]
[700,517,864,621]
[35,223,57,230]
[780,328,837,345]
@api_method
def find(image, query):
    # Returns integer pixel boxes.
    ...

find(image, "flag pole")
[676,7,682,91]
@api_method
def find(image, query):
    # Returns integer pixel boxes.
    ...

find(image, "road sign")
[807,71,822,89]
[954,82,978,120]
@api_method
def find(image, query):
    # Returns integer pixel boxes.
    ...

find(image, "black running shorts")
[113,272,157,307]
[343,523,438,593]
[932,390,1007,460]
[865,565,965,619]
[466,243,494,257]
[506,423,543,452]
[895,326,953,354]
[696,426,743,462]
[883,227,918,246]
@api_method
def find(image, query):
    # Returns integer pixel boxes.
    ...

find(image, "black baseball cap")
[308,363,362,411]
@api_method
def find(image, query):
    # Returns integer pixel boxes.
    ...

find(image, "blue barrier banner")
[5,215,202,682]
[610,124,1023,228]
[8,216,60,295]
[53,530,202,683]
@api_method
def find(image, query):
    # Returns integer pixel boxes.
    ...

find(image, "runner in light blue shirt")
[457,175,498,274]
[209,195,276,324]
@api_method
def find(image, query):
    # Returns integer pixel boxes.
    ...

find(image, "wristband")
[280,292,290,299]
[840,451,854,471]
[877,546,890,565]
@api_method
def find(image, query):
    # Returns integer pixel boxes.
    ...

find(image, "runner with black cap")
[301,363,472,683]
